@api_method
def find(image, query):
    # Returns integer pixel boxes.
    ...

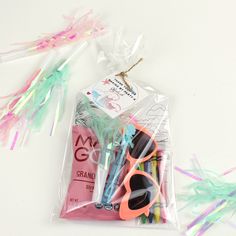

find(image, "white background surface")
[0,1,236,236]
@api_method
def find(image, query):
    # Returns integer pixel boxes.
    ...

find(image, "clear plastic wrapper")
[55,32,178,229]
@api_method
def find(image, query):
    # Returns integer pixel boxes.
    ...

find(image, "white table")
[0,1,235,235]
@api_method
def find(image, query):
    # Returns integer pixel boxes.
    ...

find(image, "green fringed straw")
[0,43,87,149]
[175,159,236,236]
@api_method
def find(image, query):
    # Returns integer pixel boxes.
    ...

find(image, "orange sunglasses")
[119,123,159,220]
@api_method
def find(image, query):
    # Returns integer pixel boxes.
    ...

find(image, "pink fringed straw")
[0,70,42,149]
[34,11,104,51]
[0,11,105,63]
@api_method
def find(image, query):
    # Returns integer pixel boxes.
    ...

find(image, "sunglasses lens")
[128,174,157,210]
[129,129,156,159]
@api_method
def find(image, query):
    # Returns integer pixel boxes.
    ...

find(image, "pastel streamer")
[0,11,104,63]
[175,159,236,236]
[0,42,87,149]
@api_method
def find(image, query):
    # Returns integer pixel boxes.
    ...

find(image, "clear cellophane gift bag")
[55,31,178,229]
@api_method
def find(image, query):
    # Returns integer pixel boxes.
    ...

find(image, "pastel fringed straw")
[0,11,104,63]
[0,42,87,149]
[175,158,236,236]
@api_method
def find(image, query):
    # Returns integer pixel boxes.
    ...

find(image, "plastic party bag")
[56,32,178,228]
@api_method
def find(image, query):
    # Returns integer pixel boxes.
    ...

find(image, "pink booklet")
[60,125,126,220]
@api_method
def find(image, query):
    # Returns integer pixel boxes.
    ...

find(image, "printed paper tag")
[82,75,148,118]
